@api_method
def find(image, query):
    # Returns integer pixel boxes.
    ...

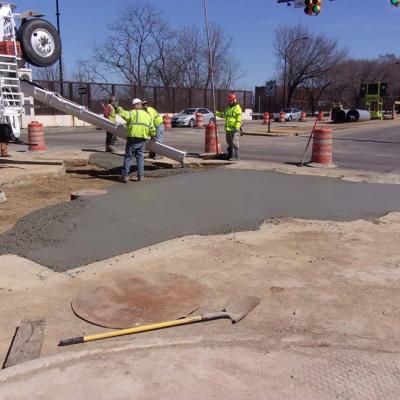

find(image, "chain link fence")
[33,81,253,115]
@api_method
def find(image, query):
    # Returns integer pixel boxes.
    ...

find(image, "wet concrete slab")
[1,169,400,271]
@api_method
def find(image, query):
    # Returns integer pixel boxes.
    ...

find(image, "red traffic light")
[304,0,322,15]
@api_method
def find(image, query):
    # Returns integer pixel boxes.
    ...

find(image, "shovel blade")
[224,296,261,323]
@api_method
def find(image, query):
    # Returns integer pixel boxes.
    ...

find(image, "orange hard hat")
[228,93,236,102]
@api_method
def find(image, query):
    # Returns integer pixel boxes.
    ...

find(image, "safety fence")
[32,81,253,115]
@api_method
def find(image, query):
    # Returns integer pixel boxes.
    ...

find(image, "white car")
[273,108,302,122]
[172,108,215,128]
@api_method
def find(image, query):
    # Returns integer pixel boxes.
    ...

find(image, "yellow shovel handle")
[84,315,203,343]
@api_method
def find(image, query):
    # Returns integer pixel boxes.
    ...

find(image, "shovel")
[59,296,260,347]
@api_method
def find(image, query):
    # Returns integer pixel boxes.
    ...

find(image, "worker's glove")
[111,100,119,108]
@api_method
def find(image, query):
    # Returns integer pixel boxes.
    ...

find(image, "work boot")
[121,175,129,184]
[137,176,143,182]
[149,151,156,159]
[227,148,233,160]
[230,149,239,162]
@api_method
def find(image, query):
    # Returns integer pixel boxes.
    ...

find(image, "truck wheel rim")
[31,29,55,58]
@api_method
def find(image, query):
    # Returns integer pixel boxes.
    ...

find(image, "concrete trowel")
[59,296,261,346]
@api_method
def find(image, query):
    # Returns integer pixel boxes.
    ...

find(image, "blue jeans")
[156,124,164,143]
[122,138,147,178]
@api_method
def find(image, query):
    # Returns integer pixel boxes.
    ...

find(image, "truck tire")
[17,19,62,67]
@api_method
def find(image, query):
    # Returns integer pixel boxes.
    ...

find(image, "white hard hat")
[132,98,142,105]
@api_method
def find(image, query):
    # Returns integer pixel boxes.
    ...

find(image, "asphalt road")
[14,121,400,173]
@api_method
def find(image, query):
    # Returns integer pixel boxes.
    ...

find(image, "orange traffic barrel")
[204,123,221,154]
[28,121,46,151]
[308,128,336,168]
[262,112,270,125]
[163,114,172,129]
[317,111,324,121]
[279,111,285,123]
[195,112,204,128]
[300,111,307,122]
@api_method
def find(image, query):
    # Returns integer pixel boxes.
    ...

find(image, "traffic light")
[304,0,322,16]
[391,0,399,6]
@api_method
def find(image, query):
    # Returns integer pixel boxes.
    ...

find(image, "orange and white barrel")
[28,121,46,151]
[262,112,270,125]
[317,111,324,121]
[300,111,307,122]
[279,111,285,123]
[195,112,204,128]
[308,128,336,168]
[204,123,221,154]
[163,114,172,130]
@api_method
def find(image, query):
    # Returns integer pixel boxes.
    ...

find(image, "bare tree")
[32,64,63,81]
[71,2,242,91]
[274,24,347,107]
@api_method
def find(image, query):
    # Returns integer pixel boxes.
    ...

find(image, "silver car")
[172,108,215,128]
[273,108,302,122]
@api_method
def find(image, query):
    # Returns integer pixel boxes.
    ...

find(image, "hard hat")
[228,93,236,102]
[132,98,142,105]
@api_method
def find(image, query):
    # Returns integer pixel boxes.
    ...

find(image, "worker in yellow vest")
[216,93,243,161]
[103,96,119,153]
[143,100,164,159]
[116,98,156,183]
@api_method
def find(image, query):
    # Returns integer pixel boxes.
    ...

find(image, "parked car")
[273,108,302,122]
[172,108,215,127]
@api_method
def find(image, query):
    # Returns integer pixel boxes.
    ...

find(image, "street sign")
[78,87,87,95]
[266,80,276,97]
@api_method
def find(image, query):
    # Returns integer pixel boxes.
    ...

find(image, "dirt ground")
[0,213,400,398]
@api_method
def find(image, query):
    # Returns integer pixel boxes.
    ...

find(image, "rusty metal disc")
[71,272,208,329]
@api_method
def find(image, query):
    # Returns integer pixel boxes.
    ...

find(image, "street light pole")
[203,0,219,153]
[282,56,287,109]
[55,0,64,95]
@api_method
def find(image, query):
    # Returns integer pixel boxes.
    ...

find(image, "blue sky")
[15,0,400,89]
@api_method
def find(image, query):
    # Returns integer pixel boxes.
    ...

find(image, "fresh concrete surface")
[1,169,400,270]
[1,213,400,399]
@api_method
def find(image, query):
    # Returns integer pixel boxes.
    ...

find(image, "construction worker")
[216,93,243,161]
[116,98,156,183]
[143,100,164,159]
[103,96,119,153]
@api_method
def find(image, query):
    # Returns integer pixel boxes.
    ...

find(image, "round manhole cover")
[71,272,208,329]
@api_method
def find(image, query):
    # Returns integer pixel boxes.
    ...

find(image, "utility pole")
[203,0,219,154]
[55,0,64,95]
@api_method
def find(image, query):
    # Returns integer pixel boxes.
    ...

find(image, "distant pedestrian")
[103,96,119,153]
[116,98,156,183]
[143,100,164,159]
[216,93,243,161]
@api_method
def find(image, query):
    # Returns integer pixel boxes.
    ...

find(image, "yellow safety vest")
[145,106,163,128]
[116,107,156,139]
[216,103,243,133]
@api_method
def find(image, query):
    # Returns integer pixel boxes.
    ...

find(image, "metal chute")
[20,80,186,164]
